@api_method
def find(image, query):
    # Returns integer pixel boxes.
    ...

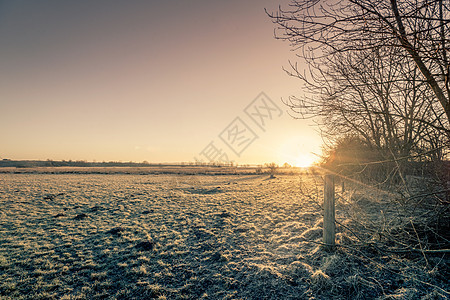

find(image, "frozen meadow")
[0,173,448,299]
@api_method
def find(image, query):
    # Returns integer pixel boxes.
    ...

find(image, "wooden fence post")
[323,174,335,250]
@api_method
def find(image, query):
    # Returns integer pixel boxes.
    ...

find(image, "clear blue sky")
[0,0,322,166]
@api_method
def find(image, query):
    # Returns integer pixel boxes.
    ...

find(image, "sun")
[278,153,316,168]
[276,136,319,168]
[293,154,316,168]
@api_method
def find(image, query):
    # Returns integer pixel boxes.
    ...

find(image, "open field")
[0,173,448,299]
[0,166,304,176]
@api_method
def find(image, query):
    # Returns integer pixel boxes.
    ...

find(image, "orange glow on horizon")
[292,154,316,168]
[274,136,319,168]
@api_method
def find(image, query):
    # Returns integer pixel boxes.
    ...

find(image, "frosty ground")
[0,173,448,299]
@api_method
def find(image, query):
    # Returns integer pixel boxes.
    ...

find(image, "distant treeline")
[0,159,265,169]
[0,160,176,168]
[0,159,315,176]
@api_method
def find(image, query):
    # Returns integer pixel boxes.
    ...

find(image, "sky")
[0,0,323,166]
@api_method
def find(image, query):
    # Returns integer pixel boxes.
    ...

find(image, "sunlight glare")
[293,154,315,168]
[277,136,317,168]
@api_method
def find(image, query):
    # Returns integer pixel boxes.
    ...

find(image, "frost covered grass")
[0,173,448,299]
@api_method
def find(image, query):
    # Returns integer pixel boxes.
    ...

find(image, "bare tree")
[267,0,450,137]
[268,0,450,251]
[265,162,279,178]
